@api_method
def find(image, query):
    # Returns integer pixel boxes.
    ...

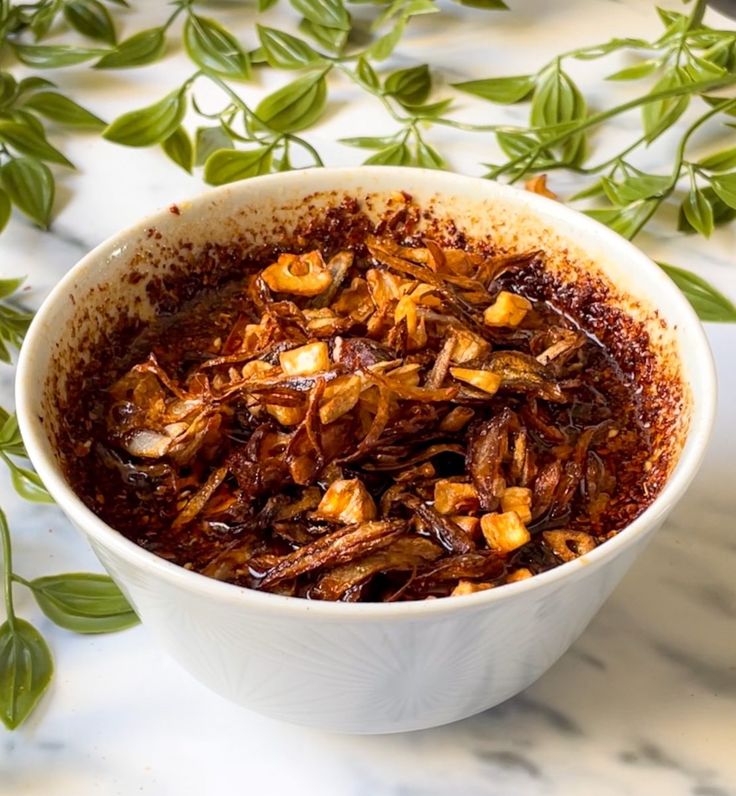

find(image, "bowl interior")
[16,167,714,613]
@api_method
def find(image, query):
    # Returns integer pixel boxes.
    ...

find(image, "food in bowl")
[58,192,679,602]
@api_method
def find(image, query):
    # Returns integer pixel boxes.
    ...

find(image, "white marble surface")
[1,0,736,793]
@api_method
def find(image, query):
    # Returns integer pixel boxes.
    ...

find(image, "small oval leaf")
[658,261,736,322]
[0,119,73,166]
[697,148,736,172]
[366,19,404,61]
[9,463,53,503]
[195,125,233,166]
[63,0,116,45]
[453,74,534,104]
[103,90,187,147]
[204,147,274,185]
[184,15,250,80]
[355,57,380,91]
[0,158,55,228]
[12,44,108,68]
[681,187,714,237]
[298,18,347,54]
[162,126,194,174]
[642,69,689,142]
[255,70,328,133]
[257,25,321,69]
[0,619,53,730]
[95,27,166,69]
[385,64,431,107]
[364,141,412,165]
[710,172,736,209]
[415,139,446,169]
[290,0,351,32]
[30,573,139,634]
[21,92,104,128]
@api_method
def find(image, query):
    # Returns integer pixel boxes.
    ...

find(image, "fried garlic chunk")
[316,478,378,524]
[480,511,531,553]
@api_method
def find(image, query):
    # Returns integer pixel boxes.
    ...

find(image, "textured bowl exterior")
[16,168,715,733]
[85,523,654,733]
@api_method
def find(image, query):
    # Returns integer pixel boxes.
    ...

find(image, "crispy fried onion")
[96,235,627,601]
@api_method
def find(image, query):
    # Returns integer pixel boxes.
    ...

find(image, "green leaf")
[0,119,72,166]
[103,89,187,147]
[366,18,404,61]
[364,141,412,165]
[642,68,689,142]
[601,171,671,205]
[586,198,659,240]
[162,126,193,173]
[496,130,539,159]
[658,262,736,322]
[259,0,278,9]
[16,77,56,97]
[12,43,108,68]
[0,188,10,234]
[290,0,351,31]
[8,462,53,503]
[697,148,736,172]
[257,25,321,69]
[204,147,274,185]
[340,135,397,148]
[531,66,586,128]
[452,0,507,9]
[30,0,61,40]
[255,69,328,133]
[29,573,139,634]
[678,186,735,233]
[355,57,380,91]
[606,60,660,81]
[0,409,25,453]
[402,98,452,118]
[683,54,726,83]
[195,125,233,166]
[710,172,736,209]
[184,14,250,80]
[379,0,437,21]
[0,158,54,228]
[656,7,685,27]
[63,0,116,45]
[453,75,534,104]
[95,27,166,69]
[298,19,348,53]
[384,64,431,107]
[568,178,606,201]
[681,187,714,237]
[0,618,53,730]
[11,109,46,137]
[21,92,104,128]
[0,73,17,109]
[415,139,445,169]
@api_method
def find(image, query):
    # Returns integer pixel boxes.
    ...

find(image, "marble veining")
[1,0,736,792]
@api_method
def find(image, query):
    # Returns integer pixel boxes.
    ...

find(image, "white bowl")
[16,168,715,734]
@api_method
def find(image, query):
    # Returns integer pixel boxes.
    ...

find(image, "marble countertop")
[1,1,735,793]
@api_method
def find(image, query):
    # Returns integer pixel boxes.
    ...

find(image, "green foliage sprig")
[0,280,139,732]
[1,0,734,318]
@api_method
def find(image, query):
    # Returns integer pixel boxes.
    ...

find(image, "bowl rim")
[15,166,717,620]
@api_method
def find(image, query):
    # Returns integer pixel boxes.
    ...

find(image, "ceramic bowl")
[16,168,715,734]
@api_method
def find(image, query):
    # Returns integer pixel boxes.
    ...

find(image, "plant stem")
[287,134,324,167]
[0,508,16,632]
